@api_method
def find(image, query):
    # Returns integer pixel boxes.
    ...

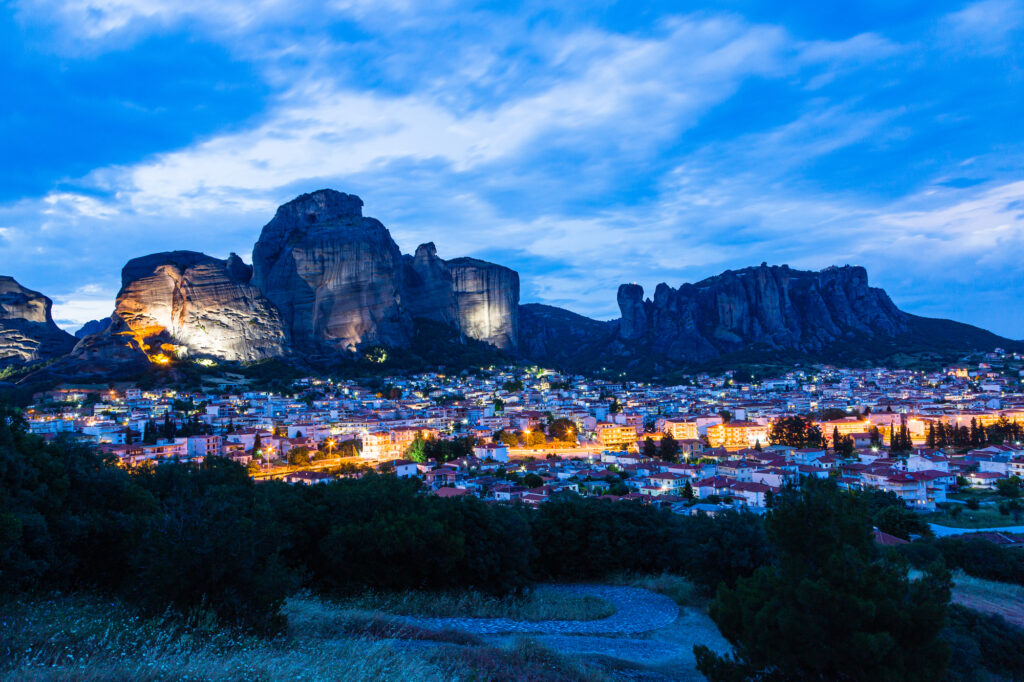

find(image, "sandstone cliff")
[250,190,520,353]
[110,250,286,362]
[403,242,459,328]
[449,258,520,351]
[252,190,411,352]
[0,277,76,368]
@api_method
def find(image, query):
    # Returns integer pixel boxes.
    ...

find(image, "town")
[25,349,1024,524]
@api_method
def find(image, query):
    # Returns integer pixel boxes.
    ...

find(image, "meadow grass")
[329,585,616,621]
[609,572,706,608]
[1,592,608,681]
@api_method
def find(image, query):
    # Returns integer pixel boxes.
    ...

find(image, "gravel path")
[399,585,679,635]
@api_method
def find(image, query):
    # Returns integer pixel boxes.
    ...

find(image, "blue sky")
[3,1,1024,337]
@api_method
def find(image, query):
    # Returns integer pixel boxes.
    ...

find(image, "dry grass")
[1,593,611,682]
[610,573,706,608]
[330,586,616,622]
[950,570,1024,628]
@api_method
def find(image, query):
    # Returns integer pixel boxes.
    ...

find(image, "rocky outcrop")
[614,264,910,362]
[252,190,411,352]
[449,258,520,351]
[250,190,520,353]
[74,318,111,339]
[0,277,76,368]
[109,250,286,362]
[403,243,458,328]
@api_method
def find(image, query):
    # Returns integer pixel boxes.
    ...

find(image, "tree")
[287,447,311,466]
[547,418,577,442]
[643,437,658,459]
[252,432,263,457]
[143,420,157,444]
[768,416,825,449]
[682,480,695,500]
[609,398,623,414]
[527,430,546,447]
[492,429,518,448]
[522,473,544,489]
[996,476,1022,499]
[660,434,681,461]
[502,379,524,393]
[695,478,951,681]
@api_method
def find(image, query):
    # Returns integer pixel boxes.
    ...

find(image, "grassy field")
[927,506,1024,528]
[332,586,616,622]
[609,573,707,609]
[950,571,1024,628]
[1,593,609,682]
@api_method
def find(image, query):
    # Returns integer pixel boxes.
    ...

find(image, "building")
[706,421,769,450]
[595,422,640,451]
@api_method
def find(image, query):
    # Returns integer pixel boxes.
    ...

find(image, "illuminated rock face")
[252,190,521,353]
[403,242,458,328]
[0,276,76,368]
[253,190,411,352]
[448,258,520,351]
[112,251,287,361]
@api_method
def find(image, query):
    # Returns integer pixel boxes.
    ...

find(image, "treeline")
[0,407,769,632]
[926,416,1024,449]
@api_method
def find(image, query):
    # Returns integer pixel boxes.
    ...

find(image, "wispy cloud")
[3,1,1024,336]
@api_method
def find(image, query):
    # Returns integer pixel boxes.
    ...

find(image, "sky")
[2,1,1024,337]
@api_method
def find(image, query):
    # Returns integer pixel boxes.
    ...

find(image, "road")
[929,523,1024,537]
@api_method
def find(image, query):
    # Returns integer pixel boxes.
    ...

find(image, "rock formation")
[613,264,909,362]
[449,258,520,351]
[251,189,520,353]
[108,250,287,362]
[74,318,111,339]
[0,277,76,368]
[252,190,411,352]
[403,242,458,328]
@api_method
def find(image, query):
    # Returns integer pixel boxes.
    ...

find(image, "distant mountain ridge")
[518,263,1020,373]
[0,191,1016,381]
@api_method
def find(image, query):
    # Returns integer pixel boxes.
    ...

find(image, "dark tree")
[695,478,951,681]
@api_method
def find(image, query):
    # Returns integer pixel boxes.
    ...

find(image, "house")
[283,471,334,485]
[731,481,774,507]
[390,459,419,478]
[474,443,510,462]
[965,471,1004,489]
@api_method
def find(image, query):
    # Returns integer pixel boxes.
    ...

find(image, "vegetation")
[1,593,605,682]
[333,586,616,622]
[767,415,825,448]
[696,478,951,681]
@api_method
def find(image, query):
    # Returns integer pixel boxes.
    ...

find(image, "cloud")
[940,0,1024,54]
[51,283,116,331]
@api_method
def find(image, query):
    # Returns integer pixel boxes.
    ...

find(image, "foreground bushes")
[899,535,1024,586]
[1,409,769,631]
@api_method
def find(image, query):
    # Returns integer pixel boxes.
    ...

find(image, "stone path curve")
[399,584,679,635]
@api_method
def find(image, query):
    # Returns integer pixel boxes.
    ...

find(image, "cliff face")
[403,242,459,328]
[613,264,910,362]
[449,258,520,351]
[112,250,286,362]
[252,190,411,352]
[250,190,519,353]
[0,277,76,368]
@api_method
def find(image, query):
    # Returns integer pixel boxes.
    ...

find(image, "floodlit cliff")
[0,277,76,368]
[109,250,287,362]
[449,258,520,352]
[252,190,412,352]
